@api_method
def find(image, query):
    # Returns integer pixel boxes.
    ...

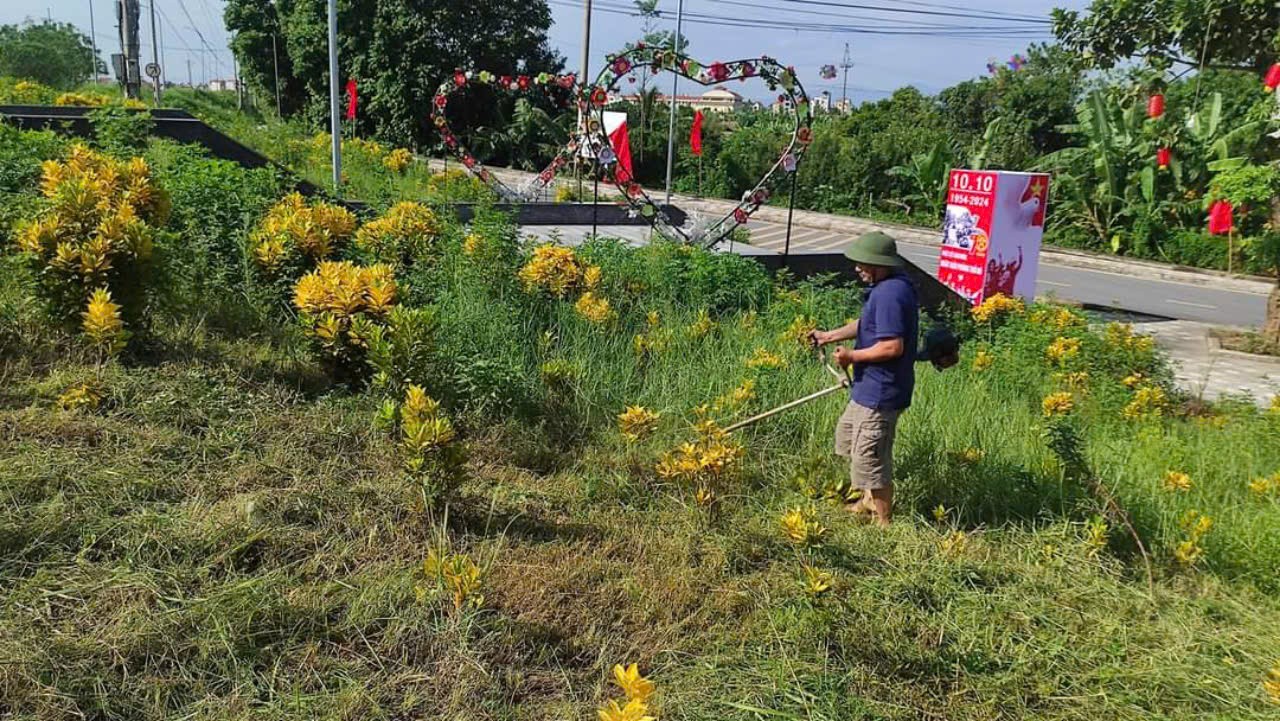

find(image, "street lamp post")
[662,0,684,206]
[326,0,341,195]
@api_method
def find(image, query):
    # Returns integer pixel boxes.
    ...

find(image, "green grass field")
[2,98,1280,720]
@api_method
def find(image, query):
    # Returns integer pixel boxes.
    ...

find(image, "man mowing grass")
[810,231,919,527]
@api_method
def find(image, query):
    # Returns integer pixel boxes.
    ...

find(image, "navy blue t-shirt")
[851,272,919,411]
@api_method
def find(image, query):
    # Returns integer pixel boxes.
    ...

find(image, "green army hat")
[844,231,904,267]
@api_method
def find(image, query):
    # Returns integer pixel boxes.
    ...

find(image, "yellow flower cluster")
[0,78,54,103]
[1104,322,1156,354]
[712,378,756,412]
[1123,385,1169,421]
[656,417,743,500]
[400,385,456,466]
[1269,395,1280,415]
[972,348,994,372]
[780,506,828,546]
[1083,516,1108,558]
[1042,391,1075,417]
[940,529,969,555]
[800,565,833,597]
[292,261,397,360]
[1030,306,1085,331]
[383,147,413,173]
[354,201,439,266]
[1052,371,1090,391]
[57,381,105,412]
[1045,336,1081,365]
[745,347,787,370]
[618,405,660,442]
[932,504,949,522]
[951,447,986,464]
[633,312,671,358]
[575,291,616,324]
[1247,472,1280,499]
[1162,470,1192,492]
[971,293,1024,323]
[1174,510,1213,567]
[250,193,357,271]
[598,664,656,721]
[780,314,817,346]
[462,233,483,256]
[421,548,483,611]
[14,144,167,347]
[1122,372,1145,389]
[519,244,598,298]
[53,91,110,107]
[1265,663,1280,704]
[687,308,716,339]
[82,288,128,357]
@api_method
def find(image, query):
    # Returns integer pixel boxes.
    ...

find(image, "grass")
[3,126,1280,719]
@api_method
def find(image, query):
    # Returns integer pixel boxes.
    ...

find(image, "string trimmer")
[724,328,960,434]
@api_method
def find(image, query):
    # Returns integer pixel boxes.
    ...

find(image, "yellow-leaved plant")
[13,144,168,348]
[378,384,465,505]
[598,663,657,721]
[354,201,440,267]
[292,261,397,380]
[249,192,357,273]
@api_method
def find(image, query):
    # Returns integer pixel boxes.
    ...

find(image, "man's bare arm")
[835,338,904,367]
[810,319,858,346]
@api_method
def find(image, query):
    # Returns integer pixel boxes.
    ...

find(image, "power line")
[548,0,1052,36]
[702,0,1049,29]
[764,0,1049,24]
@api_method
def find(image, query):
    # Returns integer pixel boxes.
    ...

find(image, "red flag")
[690,110,704,156]
[344,79,358,120]
[608,120,634,185]
[1207,200,1234,236]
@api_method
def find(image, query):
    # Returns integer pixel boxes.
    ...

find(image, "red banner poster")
[938,169,1050,305]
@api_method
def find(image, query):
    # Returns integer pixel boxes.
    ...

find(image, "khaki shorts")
[834,401,902,491]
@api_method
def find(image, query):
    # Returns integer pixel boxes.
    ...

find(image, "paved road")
[450,160,1270,327]
[527,219,1269,328]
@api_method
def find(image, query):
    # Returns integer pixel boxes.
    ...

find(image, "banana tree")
[887,140,952,220]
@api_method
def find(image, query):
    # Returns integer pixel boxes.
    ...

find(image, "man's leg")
[851,406,900,527]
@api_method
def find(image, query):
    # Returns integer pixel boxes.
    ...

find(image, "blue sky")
[11,0,1089,98]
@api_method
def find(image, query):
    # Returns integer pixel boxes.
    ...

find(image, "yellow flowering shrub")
[1264,663,1280,704]
[972,349,994,372]
[249,193,357,272]
[687,308,716,339]
[1042,391,1075,417]
[1162,470,1192,492]
[57,380,105,412]
[1174,510,1213,567]
[419,548,483,611]
[712,379,756,412]
[82,288,128,357]
[598,664,657,721]
[518,244,588,298]
[0,78,54,103]
[574,291,615,324]
[13,144,167,345]
[1104,322,1156,354]
[745,347,786,370]
[940,529,969,555]
[780,506,828,546]
[618,405,660,442]
[1030,306,1085,331]
[462,233,483,257]
[54,91,111,107]
[292,261,397,378]
[1247,473,1280,499]
[1123,385,1169,421]
[383,147,413,173]
[801,565,833,597]
[971,293,1024,323]
[354,201,440,267]
[1045,336,1081,365]
[656,416,743,503]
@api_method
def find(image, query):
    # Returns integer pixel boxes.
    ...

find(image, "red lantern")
[1265,63,1280,92]
[1156,147,1171,169]
[1147,93,1165,119]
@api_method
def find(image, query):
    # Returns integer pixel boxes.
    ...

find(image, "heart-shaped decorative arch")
[430,69,584,202]
[584,46,814,247]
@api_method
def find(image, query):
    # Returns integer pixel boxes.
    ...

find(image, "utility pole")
[577,0,592,199]
[187,56,192,87]
[88,0,99,82]
[233,52,243,110]
[157,19,165,85]
[117,0,142,98]
[662,0,684,206]
[839,42,853,111]
[147,0,160,104]
[326,0,342,195]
